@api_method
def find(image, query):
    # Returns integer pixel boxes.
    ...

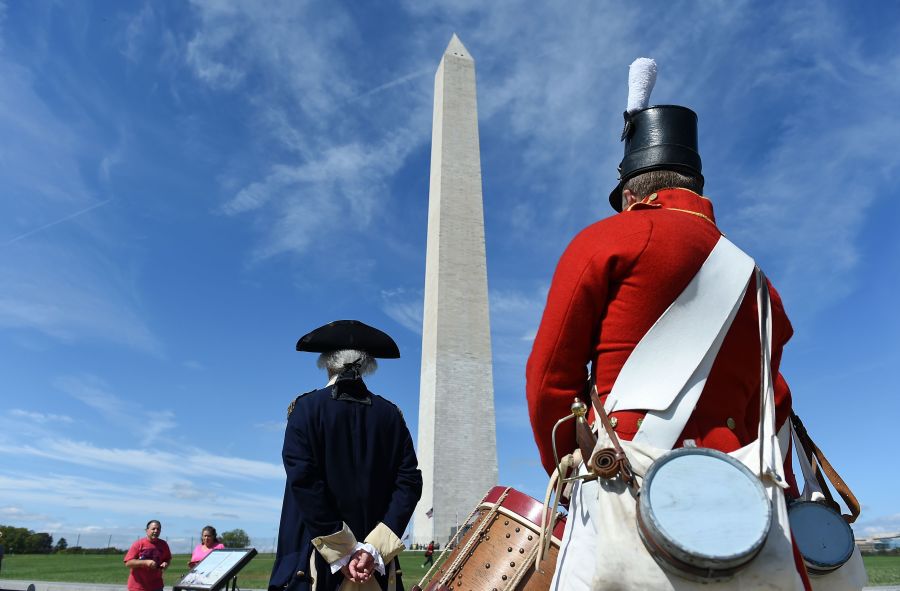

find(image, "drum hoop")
[788,500,854,572]
[478,502,563,546]
[639,447,771,567]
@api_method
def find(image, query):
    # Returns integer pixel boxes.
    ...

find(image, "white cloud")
[856,513,900,539]
[255,420,286,433]
[120,3,155,63]
[1,437,282,481]
[0,506,51,521]
[381,288,424,335]
[182,1,434,262]
[488,287,547,370]
[0,243,161,353]
[8,409,73,424]
[0,50,159,353]
[0,472,282,542]
[55,375,176,446]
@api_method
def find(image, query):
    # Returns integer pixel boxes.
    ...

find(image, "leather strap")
[590,386,636,490]
[790,412,860,523]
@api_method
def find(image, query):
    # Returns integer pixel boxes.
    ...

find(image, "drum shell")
[417,486,565,591]
[788,500,855,575]
[637,447,771,582]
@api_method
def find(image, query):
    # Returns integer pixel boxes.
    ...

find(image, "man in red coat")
[526,65,809,589]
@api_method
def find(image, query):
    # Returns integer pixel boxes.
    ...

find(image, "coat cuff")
[312,522,358,563]
[363,522,405,564]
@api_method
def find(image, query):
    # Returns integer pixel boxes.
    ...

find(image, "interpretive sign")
[174,548,258,591]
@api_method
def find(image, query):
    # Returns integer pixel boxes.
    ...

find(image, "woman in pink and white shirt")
[188,525,225,569]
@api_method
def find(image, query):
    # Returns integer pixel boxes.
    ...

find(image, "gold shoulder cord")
[667,207,715,225]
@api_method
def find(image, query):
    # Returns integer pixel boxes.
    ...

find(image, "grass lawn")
[863,554,900,586]
[0,551,441,589]
[2,552,896,587]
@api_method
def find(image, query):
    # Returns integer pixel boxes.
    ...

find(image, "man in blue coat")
[269,320,423,591]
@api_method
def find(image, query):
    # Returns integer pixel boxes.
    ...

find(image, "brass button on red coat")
[726,417,736,430]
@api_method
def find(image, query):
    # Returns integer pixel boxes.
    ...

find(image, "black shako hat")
[608,105,703,212]
[296,320,400,358]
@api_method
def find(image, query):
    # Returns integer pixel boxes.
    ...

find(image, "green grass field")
[0,552,897,587]
[0,551,441,588]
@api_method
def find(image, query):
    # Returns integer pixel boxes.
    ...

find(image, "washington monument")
[412,34,498,545]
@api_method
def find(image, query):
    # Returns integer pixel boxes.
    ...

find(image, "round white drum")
[788,500,855,574]
[637,447,771,581]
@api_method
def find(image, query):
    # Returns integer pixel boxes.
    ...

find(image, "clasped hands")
[341,549,374,583]
[145,560,168,570]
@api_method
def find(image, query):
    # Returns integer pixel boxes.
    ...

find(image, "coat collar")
[626,187,717,226]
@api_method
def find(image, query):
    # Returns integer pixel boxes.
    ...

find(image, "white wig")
[317,349,378,377]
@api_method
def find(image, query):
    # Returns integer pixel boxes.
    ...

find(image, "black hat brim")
[296,320,400,358]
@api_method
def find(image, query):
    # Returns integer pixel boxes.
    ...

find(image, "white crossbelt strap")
[604,235,755,450]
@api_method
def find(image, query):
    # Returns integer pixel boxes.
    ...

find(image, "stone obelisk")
[412,34,498,546]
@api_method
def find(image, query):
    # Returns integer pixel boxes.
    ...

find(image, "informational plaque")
[173,548,258,591]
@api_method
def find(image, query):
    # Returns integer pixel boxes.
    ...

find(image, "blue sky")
[1,1,898,553]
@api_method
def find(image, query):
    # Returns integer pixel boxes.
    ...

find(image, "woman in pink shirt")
[188,525,225,568]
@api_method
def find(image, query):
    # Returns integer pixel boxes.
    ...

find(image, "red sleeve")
[124,540,141,562]
[162,541,172,564]
[526,222,650,474]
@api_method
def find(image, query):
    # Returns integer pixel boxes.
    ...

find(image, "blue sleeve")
[282,407,344,538]
[381,413,423,537]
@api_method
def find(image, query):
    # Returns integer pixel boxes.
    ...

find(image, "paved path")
[4,581,898,591]
[0,582,260,591]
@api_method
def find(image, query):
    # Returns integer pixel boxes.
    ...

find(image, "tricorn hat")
[608,59,703,212]
[296,320,400,358]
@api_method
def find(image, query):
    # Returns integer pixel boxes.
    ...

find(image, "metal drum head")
[788,501,854,574]
[638,448,771,580]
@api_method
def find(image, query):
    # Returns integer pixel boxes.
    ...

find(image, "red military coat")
[526,188,796,481]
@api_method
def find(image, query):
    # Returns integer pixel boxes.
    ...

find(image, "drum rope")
[438,487,511,587]
[416,497,485,589]
[507,537,542,591]
[417,487,511,589]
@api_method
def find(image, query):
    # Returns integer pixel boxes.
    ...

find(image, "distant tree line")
[0,525,55,554]
[220,528,250,548]
[0,524,253,554]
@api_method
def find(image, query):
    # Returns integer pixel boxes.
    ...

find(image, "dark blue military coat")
[269,378,422,591]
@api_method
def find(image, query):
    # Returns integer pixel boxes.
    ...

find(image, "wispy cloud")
[183,1,433,263]
[0,44,158,353]
[254,420,286,433]
[1,438,282,481]
[0,472,282,536]
[381,288,424,335]
[8,409,74,424]
[55,375,176,445]
[0,242,161,353]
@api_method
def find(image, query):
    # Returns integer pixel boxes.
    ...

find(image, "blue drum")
[788,500,855,575]
[637,447,772,582]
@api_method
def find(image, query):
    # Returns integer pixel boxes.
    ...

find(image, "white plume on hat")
[626,57,657,114]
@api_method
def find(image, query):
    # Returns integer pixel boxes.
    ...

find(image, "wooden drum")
[413,486,566,591]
